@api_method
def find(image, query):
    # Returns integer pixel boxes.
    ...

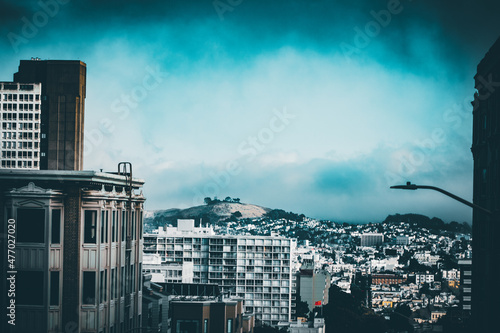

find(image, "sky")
[1,0,499,223]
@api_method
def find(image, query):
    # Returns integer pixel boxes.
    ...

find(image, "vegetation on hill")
[383,213,471,234]
[263,209,305,222]
[204,196,240,204]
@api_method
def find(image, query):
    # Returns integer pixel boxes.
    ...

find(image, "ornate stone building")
[0,169,145,333]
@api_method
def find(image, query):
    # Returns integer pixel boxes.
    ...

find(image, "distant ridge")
[383,213,471,234]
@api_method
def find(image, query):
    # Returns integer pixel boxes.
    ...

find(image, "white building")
[396,236,409,245]
[442,269,460,280]
[416,273,435,284]
[414,251,440,266]
[143,219,297,327]
[0,82,41,169]
[370,257,400,272]
[360,233,384,247]
[288,318,325,333]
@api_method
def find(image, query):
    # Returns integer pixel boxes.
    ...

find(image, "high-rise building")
[471,36,500,331]
[297,258,330,312]
[360,233,384,247]
[0,82,42,169]
[143,219,296,327]
[13,59,86,170]
[0,169,145,333]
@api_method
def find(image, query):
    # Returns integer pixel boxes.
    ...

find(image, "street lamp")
[390,181,492,216]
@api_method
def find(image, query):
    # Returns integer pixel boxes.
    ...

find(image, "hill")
[144,201,271,231]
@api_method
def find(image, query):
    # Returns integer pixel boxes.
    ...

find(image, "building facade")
[360,233,384,247]
[471,36,500,331]
[415,273,435,284]
[170,298,254,333]
[0,170,145,333]
[297,259,330,311]
[144,219,296,327]
[371,274,406,285]
[458,259,472,315]
[0,82,42,169]
[288,318,325,333]
[13,59,86,170]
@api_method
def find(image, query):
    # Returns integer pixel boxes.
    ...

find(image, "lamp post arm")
[415,185,492,216]
[390,183,493,216]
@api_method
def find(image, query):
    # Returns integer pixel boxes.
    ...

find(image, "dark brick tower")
[471,36,500,332]
[14,59,86,170]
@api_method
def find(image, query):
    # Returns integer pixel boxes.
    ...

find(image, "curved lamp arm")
[390,182,492,216]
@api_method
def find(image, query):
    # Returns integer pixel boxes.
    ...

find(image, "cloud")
[0,0,491,223]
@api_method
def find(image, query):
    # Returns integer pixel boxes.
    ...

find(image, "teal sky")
[1,0,499,222]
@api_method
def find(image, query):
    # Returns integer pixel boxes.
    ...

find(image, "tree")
[323,285,387,333]
[295,295,310,318]
[224,196,232,202]
[388,305,414,333]
[234,198,240,203]
[204,197,212,205]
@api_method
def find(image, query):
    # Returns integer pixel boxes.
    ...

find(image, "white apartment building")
[442,269,460,280]
[360,233,384,247]
[0,82,41,169]
[415,273,435,284]
[143,219,297,327]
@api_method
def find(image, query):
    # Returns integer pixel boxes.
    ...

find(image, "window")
[138,263,142,291]
[122,211,127,241]
[227,318,233,333]
[204,319,208,333]
[50,271,60,305]
[131,211,135,240]
[111,268,116,299]
[129,264,135,293]
[112,211,117,242]
[84,211,97,244]
[176,320,199,332]
[100,270,107,303]
[139,213,143,239]
[17,208,45,243]
[82,271,96,304]
[51,209,61,244]
[101,211,108,243]
[17,271,44,305]
[121,266,125,297]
